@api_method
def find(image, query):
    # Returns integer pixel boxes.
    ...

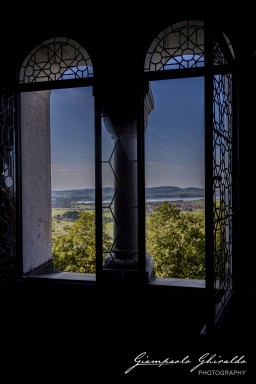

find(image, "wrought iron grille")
[213,38,233,312]
[145,20,204,72]
[0,95,16,281]
[19,37,93,83]
[213,39,228,66]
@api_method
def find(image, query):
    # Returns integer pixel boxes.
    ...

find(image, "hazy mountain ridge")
[145,186,204,198]
[52,186,205,202]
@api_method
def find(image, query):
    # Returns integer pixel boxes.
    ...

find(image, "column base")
[102,254,155,283]
[146,253,155,282]
[103,252,138,270]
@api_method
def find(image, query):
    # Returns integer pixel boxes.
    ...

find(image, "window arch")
[19,37,93,83]
[144,20,238,334]
[18,37,95,277]
[144,20,204,71]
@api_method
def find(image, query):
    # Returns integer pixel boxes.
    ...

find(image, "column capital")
[103,116,137,139]
[102,84,154,138]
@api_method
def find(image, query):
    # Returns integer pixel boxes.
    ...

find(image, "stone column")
[103,118,138,269]
[102,86,154,280]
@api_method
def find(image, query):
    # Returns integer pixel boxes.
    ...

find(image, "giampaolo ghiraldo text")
[125,352,247,374]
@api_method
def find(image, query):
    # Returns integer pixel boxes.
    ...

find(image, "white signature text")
[125,352,247,374]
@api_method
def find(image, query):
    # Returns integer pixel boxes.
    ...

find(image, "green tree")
[146,202,205,279]
[52,211,112,273]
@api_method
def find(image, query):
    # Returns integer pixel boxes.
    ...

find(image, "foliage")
[52,211,112,273]
[52,202,205,278]
[60,210,80,220]
[146,202,205,279]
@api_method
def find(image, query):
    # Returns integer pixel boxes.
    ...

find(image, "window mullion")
[138,81,146,284]
[95,90,103,284]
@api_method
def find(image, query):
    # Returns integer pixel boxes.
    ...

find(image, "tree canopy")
[146,202,205,279]
[52,202,205,279]
[52,211,111,273]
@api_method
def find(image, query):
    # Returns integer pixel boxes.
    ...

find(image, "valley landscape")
[52,186,205,234]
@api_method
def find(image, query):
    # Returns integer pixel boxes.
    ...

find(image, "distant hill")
[145,186,204,199]
[52,186,204,206]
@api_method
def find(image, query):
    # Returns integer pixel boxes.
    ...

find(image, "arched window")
[19,37,93,83]
[145,20,204,71]
[18,37,95,278]
[144,20,237,333]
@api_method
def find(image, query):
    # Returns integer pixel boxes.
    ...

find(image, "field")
[52,207,94,233]
[52,200,205,236]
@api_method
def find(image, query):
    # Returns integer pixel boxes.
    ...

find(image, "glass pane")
[145,78,205,280]
[51,87,96,276]
[212,70,233,304]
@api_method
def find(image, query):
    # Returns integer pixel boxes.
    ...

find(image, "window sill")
[23,271,96,283]
[23,273,205,289]
[149,277,205,289]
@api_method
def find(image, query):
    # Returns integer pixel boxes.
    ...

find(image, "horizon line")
[52,185,205,192]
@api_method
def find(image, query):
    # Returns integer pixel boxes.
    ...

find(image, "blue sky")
[50,87,94,190]
[50,77,204,190]
[145,77,204,188]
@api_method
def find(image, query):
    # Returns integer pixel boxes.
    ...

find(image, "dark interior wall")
[1,4,255,380]
[1,6,255,84]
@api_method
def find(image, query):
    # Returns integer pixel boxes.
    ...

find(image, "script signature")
[125,352,247,374]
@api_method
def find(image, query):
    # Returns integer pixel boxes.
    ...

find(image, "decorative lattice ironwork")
[145,20,204,72]
[0,95,16,281]
[213,39,228,66]
[19,37,93,83]
[213,34,235,67]
[213,46,233,312]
